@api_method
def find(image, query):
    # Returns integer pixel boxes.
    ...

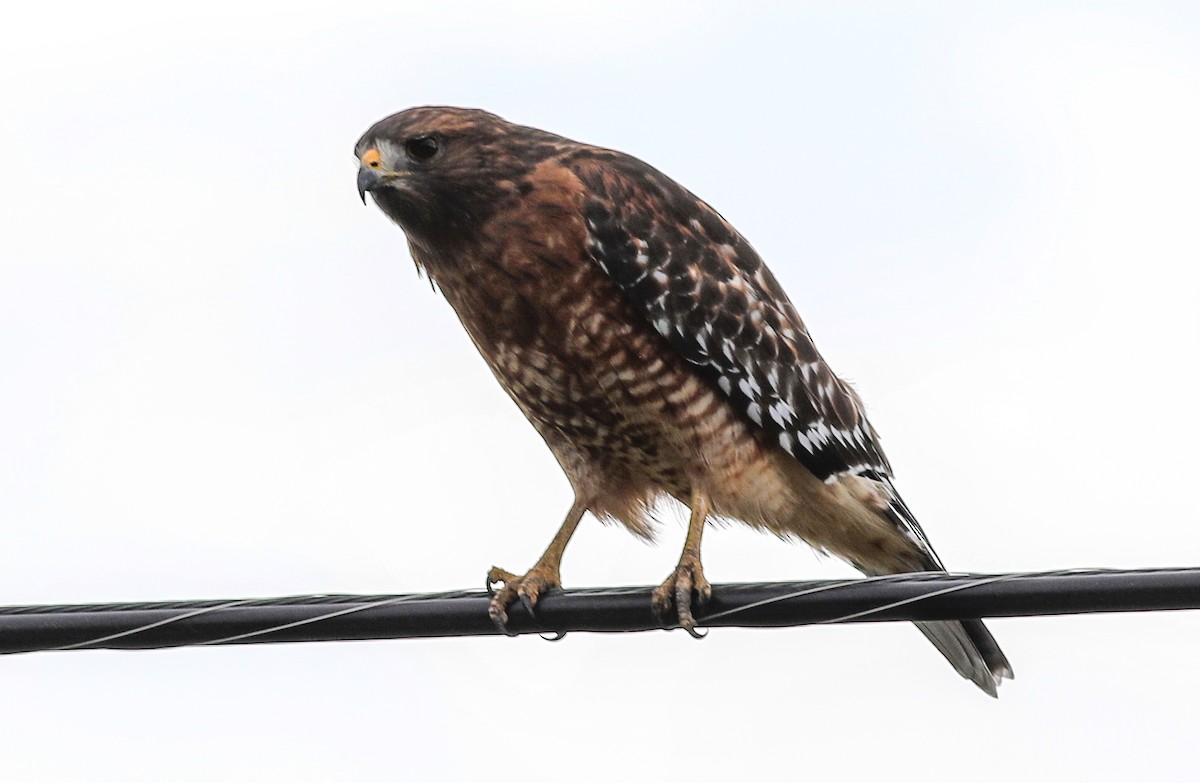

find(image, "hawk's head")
[355,106,565,245]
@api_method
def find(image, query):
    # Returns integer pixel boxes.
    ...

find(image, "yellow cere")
[361,148,383,169]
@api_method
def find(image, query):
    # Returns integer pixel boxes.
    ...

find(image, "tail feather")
[767,453,1014,695]
[915,619,1014,697]
[877,478,1014,696]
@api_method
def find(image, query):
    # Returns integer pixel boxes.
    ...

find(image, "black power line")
[2,567,1198,655]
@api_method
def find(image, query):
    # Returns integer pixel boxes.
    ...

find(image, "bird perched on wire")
[355,106,1013,696]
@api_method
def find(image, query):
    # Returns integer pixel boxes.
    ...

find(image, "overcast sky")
[2,1,1199,779]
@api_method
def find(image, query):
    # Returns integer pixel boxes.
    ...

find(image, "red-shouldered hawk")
[355,107,1012,695]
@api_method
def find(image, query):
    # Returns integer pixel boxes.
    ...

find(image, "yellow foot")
[486,565,561,633]
[651,554,712,638]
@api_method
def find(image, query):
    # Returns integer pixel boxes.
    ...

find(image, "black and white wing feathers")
[573,151,893,485]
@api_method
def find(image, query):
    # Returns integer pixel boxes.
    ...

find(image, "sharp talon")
[488,594,519,637]
[654,556,710,636]
[675,576,695,632]
[492,614,518,638]
[539,631,567,642]
[486,567,513,595]
[484,565,558,636]
[675,579,691,619]
[519,592,539,620]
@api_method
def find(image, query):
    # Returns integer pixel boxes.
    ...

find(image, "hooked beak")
[357,166,381,204]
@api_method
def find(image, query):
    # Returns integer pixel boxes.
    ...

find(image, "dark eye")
[405,136,440,161]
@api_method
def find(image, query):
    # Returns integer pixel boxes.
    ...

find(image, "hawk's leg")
[652,491,712,638]
[486,499,586,632]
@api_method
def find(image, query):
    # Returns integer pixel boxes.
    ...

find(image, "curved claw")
[675,575,694,627]
[519,591,540,621]
[539,631,568,642]
[487,566,517,596]
[485,564,559,637]
[652,556,712,637]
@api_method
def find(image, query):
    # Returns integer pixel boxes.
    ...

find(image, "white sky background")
[2,1,1199,778]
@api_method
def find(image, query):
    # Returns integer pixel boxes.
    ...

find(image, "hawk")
[355,107,1013,695]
